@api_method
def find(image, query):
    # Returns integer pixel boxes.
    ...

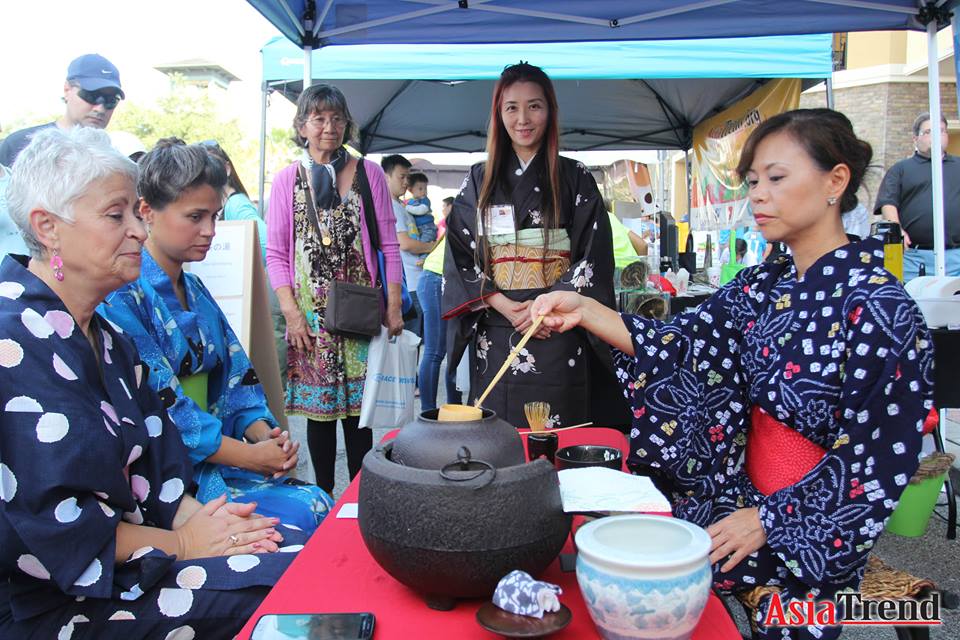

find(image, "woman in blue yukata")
[0,127,306,638]
[100,139,333,533]
[531,109,935,639]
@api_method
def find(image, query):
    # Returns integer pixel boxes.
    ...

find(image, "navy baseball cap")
[66,54,124,98]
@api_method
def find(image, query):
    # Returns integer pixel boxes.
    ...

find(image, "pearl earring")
[827,197,838,206]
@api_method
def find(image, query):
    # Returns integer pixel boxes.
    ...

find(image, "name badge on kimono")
[481,204,516,236]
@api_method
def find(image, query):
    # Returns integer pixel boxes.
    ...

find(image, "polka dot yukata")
[0,256,306,639]
[612,239,934,640]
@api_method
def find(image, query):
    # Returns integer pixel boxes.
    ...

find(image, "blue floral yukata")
[101,250,333,533]
[0,255,306,639]
[612,239,934,639]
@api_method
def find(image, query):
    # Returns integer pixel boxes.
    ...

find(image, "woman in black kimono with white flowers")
[443,63,616,429]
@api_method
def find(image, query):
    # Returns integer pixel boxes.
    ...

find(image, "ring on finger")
[229,533,240,546]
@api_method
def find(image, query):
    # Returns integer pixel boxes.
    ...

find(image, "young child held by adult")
[405,172,438,242]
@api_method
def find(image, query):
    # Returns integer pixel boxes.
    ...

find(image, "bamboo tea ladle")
[474,314,544,409]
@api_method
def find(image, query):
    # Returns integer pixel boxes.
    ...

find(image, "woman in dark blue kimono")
[531,110,935,639]
[0,128,305,638]
[443,62,621,429]
[100,139,333,534]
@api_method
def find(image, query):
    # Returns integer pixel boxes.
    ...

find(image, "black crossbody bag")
[300,159,382,338]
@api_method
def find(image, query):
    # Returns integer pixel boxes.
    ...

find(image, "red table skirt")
[238,427,740,639]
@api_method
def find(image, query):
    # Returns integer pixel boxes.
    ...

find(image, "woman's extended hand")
[284,308,316,352]
[529,291,585,334]
[706,507,767,573]
[176,495,281,559]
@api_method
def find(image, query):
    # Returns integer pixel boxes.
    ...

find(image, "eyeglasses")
[77,88,121,110]
[198,139,221,149]
[306,115,346,130]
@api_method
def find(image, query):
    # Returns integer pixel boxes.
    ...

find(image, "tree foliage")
[111,76,299,200]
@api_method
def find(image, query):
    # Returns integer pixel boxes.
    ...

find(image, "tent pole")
[825,77,835,109]
[258,82,269,218]
[304,44,312,89]
[927,18,947,278]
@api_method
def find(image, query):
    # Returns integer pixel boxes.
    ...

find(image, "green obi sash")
[179,372,209,412]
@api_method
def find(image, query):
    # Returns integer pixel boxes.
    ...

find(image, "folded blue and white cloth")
[492,570,563,619]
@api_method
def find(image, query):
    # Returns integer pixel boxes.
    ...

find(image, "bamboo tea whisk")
[524,402,551,432]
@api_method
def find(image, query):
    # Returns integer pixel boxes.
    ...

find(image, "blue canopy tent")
[248,0,957,277]
[259,33,832,153]
[256,34,832,210]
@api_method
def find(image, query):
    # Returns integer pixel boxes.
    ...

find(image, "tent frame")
[257,0,954,278]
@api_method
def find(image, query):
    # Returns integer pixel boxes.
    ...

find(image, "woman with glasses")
[266,84,404,495]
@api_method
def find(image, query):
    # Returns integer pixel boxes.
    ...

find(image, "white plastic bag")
[359,327,419,429]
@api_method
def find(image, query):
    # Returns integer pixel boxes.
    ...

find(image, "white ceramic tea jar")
[575,514,712,640]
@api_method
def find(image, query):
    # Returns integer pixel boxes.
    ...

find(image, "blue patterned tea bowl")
[575,515,711,640]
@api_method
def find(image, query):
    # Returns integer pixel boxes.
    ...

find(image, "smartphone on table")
[251,612,375,640]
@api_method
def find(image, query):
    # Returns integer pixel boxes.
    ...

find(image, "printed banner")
[689,78,801,231]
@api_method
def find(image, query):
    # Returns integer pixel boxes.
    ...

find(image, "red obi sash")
[745,406,827,496]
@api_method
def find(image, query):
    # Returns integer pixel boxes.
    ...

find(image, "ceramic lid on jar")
[574,514,710,569]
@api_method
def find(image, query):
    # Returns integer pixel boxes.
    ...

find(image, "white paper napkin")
[558,467,671,513]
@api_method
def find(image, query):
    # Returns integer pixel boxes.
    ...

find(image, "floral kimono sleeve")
[758,288,934,587]
[550,163,614,308]
[443,165,497,318]
[101,289,223,467]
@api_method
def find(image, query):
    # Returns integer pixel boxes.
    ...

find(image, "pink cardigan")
[266,158,403,293]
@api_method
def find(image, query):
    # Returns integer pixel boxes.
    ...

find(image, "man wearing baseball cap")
[0,54,124,167]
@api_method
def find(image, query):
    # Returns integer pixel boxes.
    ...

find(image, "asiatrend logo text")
[763,592,941,628]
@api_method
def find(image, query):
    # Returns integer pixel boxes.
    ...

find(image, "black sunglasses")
[77,88,121,110]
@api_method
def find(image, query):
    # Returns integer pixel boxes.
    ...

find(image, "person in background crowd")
[0,54,124,167]
[200,140,268,263]
[443,62,617,430]
[532,109,933,640]
[1,127,300,639]
[100,139,333,533]
[418,196,462,411]
[266,85,403,495]
[405,172,438,243]
[608,210,648,269]
[877,111,960,278]
[383,154,435,337]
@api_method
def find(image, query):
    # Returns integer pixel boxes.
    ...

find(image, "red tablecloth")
[238,427,740,639]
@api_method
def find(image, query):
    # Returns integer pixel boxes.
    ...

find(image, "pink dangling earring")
[50,250,64,282]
